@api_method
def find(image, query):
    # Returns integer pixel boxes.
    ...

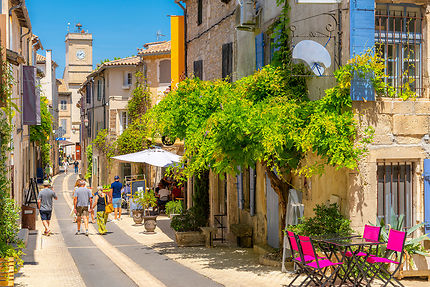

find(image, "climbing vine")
[92,129,116,160]
[0,51,24,267]
[127,71,151,123]
[30,96,53,166]
[85,144,93,180]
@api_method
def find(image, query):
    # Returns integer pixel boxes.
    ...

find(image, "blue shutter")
[250,167,256,216]
[237,167,243,209]
[350,0,375,101]
[255,33,264,70]
[424,159,430,233]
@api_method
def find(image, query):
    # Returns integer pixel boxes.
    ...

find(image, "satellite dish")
[292,40,331,76]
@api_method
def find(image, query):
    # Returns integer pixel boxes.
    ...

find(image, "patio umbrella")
[112,147,181,167]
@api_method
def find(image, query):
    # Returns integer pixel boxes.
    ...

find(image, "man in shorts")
[37,180,57,236]
[110,176,123,222]
[73,180,93,236]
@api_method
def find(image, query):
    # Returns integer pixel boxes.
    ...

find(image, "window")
[377,162,414,228]
[87,113,92,138]
[97,80,102,101]
[60,100,67,110]
[86,83,91,104]
[119,111,128,135]
[375,4,423,96]
[60,119,67,132]
[123,72,132,87]
[159,60,171,84]
[222,42,233,82]
[197,0,203,25]
[193,60,203,80]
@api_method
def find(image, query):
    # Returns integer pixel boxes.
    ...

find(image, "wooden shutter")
[222,42,233,82]
[198,0,203,25]
[424,159,430,233]
[350,0,375,101]
[255,33,264,70]
[250,166,256,216]
[193,60,203,80]
[237,167,243,209]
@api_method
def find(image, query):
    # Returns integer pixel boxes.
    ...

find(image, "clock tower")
[62,27,93,153]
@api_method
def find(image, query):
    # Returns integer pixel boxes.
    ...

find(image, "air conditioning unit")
[236,0,256,31]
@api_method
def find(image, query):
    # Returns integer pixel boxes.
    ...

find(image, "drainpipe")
[174,0,187,77]
[9,1,23,49]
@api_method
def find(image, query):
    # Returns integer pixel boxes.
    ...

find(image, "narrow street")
[16,170,222,287]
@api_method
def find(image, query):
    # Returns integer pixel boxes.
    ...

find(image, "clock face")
[76,50,86,60]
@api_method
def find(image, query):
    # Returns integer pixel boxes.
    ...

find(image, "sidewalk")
[15,206,86,287]
[113,213,430,287]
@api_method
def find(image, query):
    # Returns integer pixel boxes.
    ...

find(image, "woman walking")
[92,186,109,235]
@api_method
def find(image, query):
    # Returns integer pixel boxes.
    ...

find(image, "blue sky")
[26,0,183,78]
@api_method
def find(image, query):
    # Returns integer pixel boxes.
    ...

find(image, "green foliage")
[127,71,151,123]
[287,203,353,237]
[115,117,151,155]
[372,209,429,257]
[170,207,207,232]
[134,190,157,215]
[0,53,24,269]
[165,200,183,216]
[29,96,53,166]
[92,129,116,160]
[85,144,93,180]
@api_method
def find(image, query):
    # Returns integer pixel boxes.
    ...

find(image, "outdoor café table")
[315,236,385,286]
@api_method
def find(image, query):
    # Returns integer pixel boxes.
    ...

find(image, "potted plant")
[165,200,183,218]
[134,190,158,232]
[373,210,430,280]
[170,207,206,247]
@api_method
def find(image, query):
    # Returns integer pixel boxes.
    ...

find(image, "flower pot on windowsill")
[0,257,14,287]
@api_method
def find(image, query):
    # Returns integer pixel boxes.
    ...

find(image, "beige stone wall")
[186,0,237,81]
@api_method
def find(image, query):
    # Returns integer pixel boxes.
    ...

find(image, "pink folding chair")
[365,229,407,287]
[345,224,381,257]
[296,235,343,287]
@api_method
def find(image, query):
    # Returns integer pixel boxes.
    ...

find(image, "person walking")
[92,186,109,235]
[73,160,79,174]
[64,160,69,174]
[37,180,57,236]
[110,175,123,222]
[73,180,93,236]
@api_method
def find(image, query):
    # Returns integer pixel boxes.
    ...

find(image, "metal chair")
[365,229,407,287]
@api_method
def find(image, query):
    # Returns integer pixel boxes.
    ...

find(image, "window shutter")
[350,0,375,101]
[250,166,256,216]
[255,33,264,70]
[193,60,203,80]
[222,42,233,82]
[237,167,243,209]
[424,159,430,233]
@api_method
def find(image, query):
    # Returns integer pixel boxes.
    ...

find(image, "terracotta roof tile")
[138,41,170,56]
[102,56,140,67]
[36,54,58,67]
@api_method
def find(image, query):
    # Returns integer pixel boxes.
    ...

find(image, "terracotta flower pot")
[132,210,144,225]
[143,215,157,233]
[0,257,14,287]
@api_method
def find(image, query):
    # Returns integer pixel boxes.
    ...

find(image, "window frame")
[197,0,203,26]
[60,100,67,110]
[97,79,102,101]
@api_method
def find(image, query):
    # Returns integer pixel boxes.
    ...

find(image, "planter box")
[175,231,205,247]
[395,254,430,281]
[0,257,14,287]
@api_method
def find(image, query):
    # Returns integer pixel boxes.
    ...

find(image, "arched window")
[159,60,171,84]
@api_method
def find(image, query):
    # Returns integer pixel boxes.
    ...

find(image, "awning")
[112,147,181,168]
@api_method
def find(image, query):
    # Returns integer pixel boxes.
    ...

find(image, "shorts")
[40,210,52,221]
[112,198,122,208]
[76,206,89,217]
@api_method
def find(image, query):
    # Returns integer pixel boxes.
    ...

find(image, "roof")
[57,79,71,94]
[36,54,58,68]
[11,0,32,29]
[101,56,140,67]
[138,41,171,56]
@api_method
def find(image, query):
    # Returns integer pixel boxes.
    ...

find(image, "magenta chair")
[285,231,325,287]
[345,224,382,258]
[366,229,407,287]
[296,235,343,287]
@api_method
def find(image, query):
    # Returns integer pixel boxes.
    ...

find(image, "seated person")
[157,186,171,208]
[155,182,163,195]
[171,184,182,200]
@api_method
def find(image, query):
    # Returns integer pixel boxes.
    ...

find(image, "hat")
[114,175,120,180]
[43,180,51,186]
